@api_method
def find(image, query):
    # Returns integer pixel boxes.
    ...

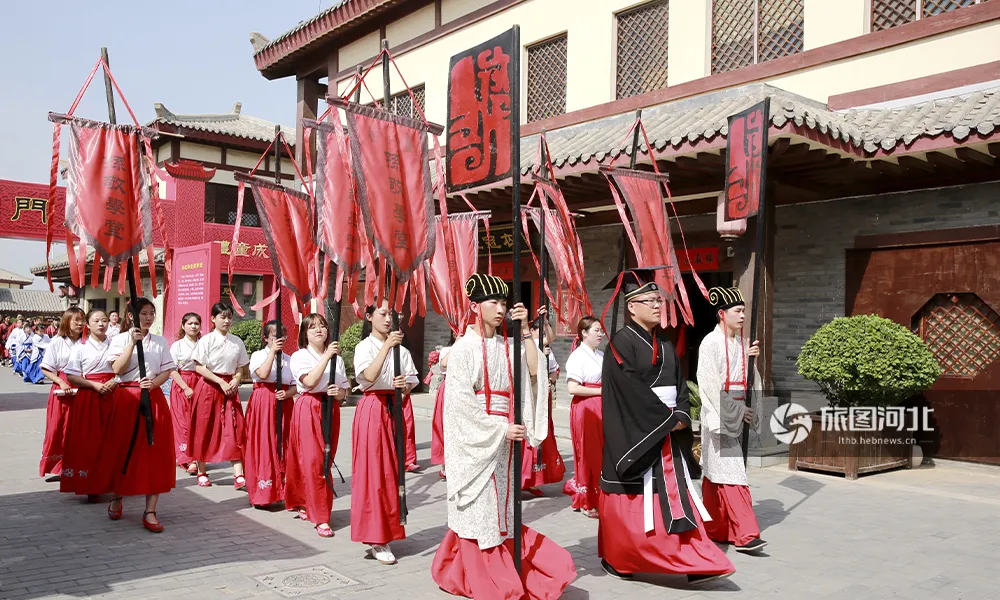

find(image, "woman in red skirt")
[562,316,606,518]
[286,314,349,537]
[245,320,293,509]
[61,309,117,500]
[39,307,86,479]
[168,312,202,475]
[430,335,456,480]
[105,298,177,533]
[351,301,419,565]
[522,319,566,497]
[189,302,250,489]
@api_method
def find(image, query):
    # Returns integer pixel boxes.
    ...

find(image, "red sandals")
[142,511,164,533]
[107,497,123,521]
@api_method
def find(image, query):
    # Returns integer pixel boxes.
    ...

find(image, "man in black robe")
[599,268,735,585]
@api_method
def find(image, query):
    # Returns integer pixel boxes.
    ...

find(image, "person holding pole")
[286,314,348,537]
[244,320,294,509]
[598,268,734,585]
[351,301,419,565]
[697,287,767,553]
[188,302,250,489]
[431,273,575,599]
[104,298,177,533]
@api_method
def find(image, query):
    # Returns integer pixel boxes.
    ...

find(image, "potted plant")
[791,314,941,479]
[230,319,262,383]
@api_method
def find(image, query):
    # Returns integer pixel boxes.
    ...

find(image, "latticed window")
[616,0,670,99]
[872,0,988,32]
[526,34,568,123]
[912,293,1000,378]
[388,85,426,119]
[712,0,804,74]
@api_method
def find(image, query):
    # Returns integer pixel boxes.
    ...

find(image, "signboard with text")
[678,247,720,272]
[477,223,526,258]
[724,98,770,222]
[166,242,220,339]
[0,179,67,241]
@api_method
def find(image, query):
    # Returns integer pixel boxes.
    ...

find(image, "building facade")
[253,0,1000,463]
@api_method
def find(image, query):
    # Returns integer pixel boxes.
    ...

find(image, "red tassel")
[90,253,100,290]
[132,255,143,297]
[229,288,246,317]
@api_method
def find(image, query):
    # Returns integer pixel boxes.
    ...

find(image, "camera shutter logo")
[770,403,812,444]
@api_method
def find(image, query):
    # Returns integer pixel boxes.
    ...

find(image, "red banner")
[0,180,66,241]
[340,103,436,286]
[429,213,481,336]
[522,203,592,331]
[235,173,319,305]
[446,29,515,192]
[724,99,770,221]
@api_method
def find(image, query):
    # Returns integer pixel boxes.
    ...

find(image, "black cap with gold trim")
[708,287,745,311]
[465,273,510,303]
[602,266,667,301]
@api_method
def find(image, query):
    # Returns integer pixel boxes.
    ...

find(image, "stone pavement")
[2,368,999,600]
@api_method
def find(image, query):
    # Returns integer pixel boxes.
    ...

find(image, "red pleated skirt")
[284,392,339,523]
[350,392,405,545]
[403,394,416,467]
[598,490,734,576]
[169,370,199,466]
[39,373,72,477]
[431,526,577,600]
[245,382,294,507]
[188,374,244,463]
[522,391,566,489]
[105,384,177,497]
[701,479,761,546]
[562,389,604,511]
[431,380,446,466]
[60,373,116,495]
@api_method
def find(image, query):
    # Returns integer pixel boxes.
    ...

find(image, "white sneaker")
[372,544,396,565]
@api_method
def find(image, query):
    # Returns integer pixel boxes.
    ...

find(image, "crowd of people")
[26,268,769,598]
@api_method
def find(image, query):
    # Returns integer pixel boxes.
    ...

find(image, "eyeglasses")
[630,298,663,308]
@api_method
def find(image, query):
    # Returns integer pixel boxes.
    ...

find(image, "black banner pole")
[510,24,524,577]
[610,109,642,337]
[534,138,551,475]
[273,125,285,460]
[383,38,408,525]
[741,98,771,466]
[104,47,154,475]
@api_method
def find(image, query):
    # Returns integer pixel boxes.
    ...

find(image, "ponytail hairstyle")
[360,304,377,340]
[261,319,286,351]
[120,298,155,331]
[574,315,600,351]
[177,312,202,340]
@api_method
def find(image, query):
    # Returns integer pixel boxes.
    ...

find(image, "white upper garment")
[170,337,199,371]
[565,344,604,385]
[28,334,50,361]
[353,335,419,392]
[248,349,293,384]
[64,336,115,377]
[107,332,177,381]
[190,329,250,375]
[289,347,350,393]
[40,336,79,373]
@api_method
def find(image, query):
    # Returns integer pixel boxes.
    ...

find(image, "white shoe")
[372,544,396,565]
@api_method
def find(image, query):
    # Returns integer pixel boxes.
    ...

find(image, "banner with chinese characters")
[165,241,220,339]
[0,179,67,241]
[724,98,770,222]
[446,28,515,192]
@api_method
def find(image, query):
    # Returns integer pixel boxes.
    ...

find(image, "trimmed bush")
[796,314,941,408]
[230,319,263,354]
[339,322,364,380]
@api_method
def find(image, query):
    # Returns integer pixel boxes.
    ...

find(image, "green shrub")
[339,322,364,380]
[796,314,941,408]
[230,319,263,353]
[686,381,702,421]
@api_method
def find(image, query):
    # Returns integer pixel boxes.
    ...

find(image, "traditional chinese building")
[32,102,304,345]
[252,0,1000,463]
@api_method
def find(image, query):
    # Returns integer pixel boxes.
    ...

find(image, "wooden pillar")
[295,77,321,169]
[734,182,776,392]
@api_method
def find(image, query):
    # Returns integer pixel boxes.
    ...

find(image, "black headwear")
[602,266,668,301]
[465,274,510,303]
[708,287,745,311]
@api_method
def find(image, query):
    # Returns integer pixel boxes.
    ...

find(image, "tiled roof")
[150,103,296,146]
[31,248,167,275]
[0,289,65,315]
[518,82,1000,174]
[253,0,402,77]
[0,268,32,285]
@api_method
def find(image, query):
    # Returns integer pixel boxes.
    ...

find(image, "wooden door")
[846,241,1000,465]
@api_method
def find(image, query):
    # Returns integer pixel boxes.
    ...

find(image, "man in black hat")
[431,273,577,599]
[697,286,767,552]
[598,267,735,585]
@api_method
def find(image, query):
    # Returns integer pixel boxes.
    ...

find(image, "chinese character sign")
[724,98,770,222]
[446,28,515,192]
[0,179,68,241]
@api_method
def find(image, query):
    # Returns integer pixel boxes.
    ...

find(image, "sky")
[0,1,335,289]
